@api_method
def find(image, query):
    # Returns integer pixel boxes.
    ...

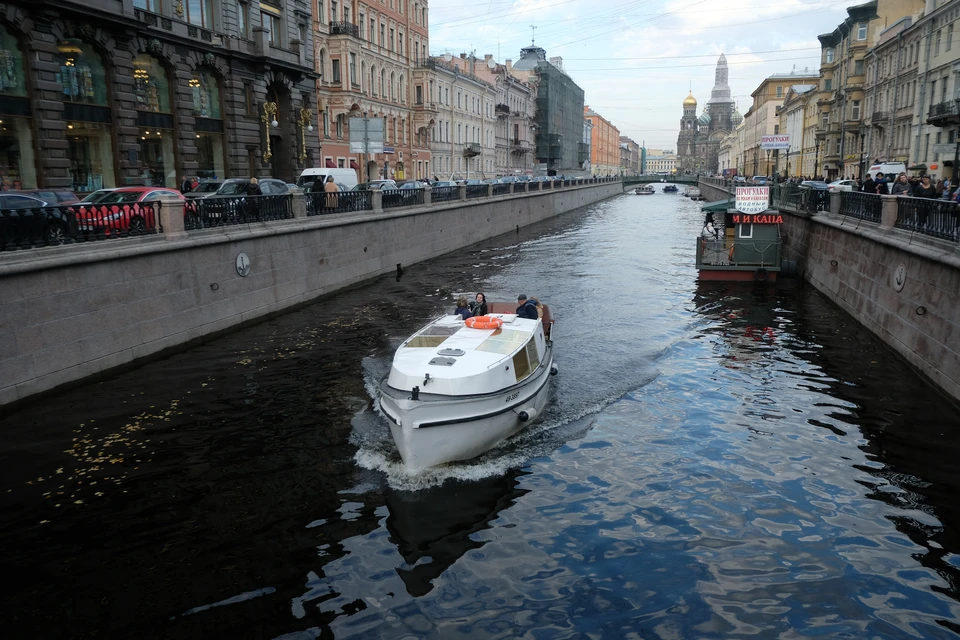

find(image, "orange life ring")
[464,316,503,330]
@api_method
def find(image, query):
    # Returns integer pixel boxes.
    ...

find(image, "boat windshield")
[403,323,462,348]
[475,329,529,355]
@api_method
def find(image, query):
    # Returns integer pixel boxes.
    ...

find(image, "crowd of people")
[777,173,956,200]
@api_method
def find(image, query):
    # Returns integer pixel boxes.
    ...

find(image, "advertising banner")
[760,135,790,150]
[735,186,769,214]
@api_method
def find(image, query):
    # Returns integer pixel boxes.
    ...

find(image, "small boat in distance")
[663,184,679,193]
[379,302,556,470]
[683,187,703,200]
[634,185,655,195]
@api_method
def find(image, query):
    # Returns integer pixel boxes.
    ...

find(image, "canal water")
[2,186,960,639]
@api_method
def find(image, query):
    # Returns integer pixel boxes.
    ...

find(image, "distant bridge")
[622,175,699,186]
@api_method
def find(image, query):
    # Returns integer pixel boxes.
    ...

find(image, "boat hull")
[380,348,554,470]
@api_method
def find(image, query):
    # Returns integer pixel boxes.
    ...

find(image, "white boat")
[634,185,655,195]
[684,187,703,200]
[379,302,556,470]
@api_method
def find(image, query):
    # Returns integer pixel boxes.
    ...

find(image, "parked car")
[0,193,79,247]
[188,178,289,198]
[73,187,189,236]
[12,189,79,205]
[827,179,858,192]
[799,180,829,190]
[432,181,457,188]
[751,176,768,185]
[353,180,398,191]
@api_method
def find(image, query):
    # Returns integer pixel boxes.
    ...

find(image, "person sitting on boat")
[454,296,473,321]
[469,292,488,317]
[516,294,539,320]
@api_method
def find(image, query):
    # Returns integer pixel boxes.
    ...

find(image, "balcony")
[871,111,888,125]
[416,59,438,70]
[463,142,481,157]
[510,138,531,153]
[414,100,438,112]
[495,103,509,117]
[927,100,960,126]
[329,21,360,37]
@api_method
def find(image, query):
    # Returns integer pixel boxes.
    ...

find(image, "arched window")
[57,39,115,192]
[318,49,326,82]
[389,72,395,101]
[191,70,225,180]
[369,65,375,96]
[133,52,176,187]
[398,74,404,103]
[380,69,385,98]
[0,25,36,188]
[336,114,344,138]
[360,61,365,91]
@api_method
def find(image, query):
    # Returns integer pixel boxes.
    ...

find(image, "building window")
[318,0,324,23]
[370,18,376,43]
[851,100,860,120]
[824,78,832,91]
[186,0,213,28]
[825,48,834,63]
[299,24,307,46]
[331,58,341,83]
[857,22,866,41]
[190,70,221,119]
[330,0,337,21]
[322,110,329,137]
[949,25,954,52]
[133,53,172,113]
[133,53,176,188]
[936,30,942,56]
[389,28,395,51]
[380,23,385,46]
[244,83,254,115]
[349,53,357,84]
[0,27,36,189]
[263,12,281,46]
[359,13,365,38]
[776,85,782,98]
[237,2,249,37]
[133,0,162,10]
[57,39,109,106]
[854,59,863,75]
[336,114,344,138]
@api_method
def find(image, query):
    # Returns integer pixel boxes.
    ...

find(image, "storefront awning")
[907,164,927,171]
[350,159,359,170]
[325,159,336,168]
[701,198,734,213]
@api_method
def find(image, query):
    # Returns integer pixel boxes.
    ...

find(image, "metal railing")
[329,21,360,37]
[190,195,292,228]
[2,179,625,252]
[431,186,457,202]
[1,201,165,251]
[839,191,882,223]
[465,184,487,198]
[305,191,372,215]
[896,197,960,242]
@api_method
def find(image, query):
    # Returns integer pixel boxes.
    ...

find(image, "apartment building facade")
[472,54,536,176]
[428,55,496,179]
[312,0,433,180]
[584,106,620,176]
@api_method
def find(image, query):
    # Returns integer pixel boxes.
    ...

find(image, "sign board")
[932,143,956,155]
[731,213,784,225]
[735,186,769,214]
[760,135,790,150]
[382,145,395,154]
[348,117,385,154]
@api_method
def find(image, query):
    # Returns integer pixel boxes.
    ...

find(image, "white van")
[867,162,907,180]
[296,168,359,191]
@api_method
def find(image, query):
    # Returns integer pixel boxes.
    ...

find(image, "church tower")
[677,92,698,174]
[706,54,735,134]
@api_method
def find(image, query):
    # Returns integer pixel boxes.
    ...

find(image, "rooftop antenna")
[530,24,537,46]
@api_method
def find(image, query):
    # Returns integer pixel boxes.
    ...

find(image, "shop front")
[134,53,176,188]
[0,25,37,189]
[191,70,225,179]
[58,38,116,194]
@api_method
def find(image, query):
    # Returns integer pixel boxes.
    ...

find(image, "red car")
[76,187,196,236]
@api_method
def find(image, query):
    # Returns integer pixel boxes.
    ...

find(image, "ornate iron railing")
[839,191,882,222]
[465,184,487,198]
[305,191,371,215]
[896,197,960,242]
[492,183,510,196]
[431,186,457,202]
[0,201,169,251]
[190,195,292,228]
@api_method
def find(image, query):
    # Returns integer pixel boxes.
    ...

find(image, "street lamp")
[765,148,772,178]
[858,122,866,180]
[753,149,758,176]
[814,137,822,180]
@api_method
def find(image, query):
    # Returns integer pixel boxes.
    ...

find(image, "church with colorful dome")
[677,55,742,174]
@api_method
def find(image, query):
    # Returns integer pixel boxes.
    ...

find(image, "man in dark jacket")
[861,174,876,194]
[516,294,539,320]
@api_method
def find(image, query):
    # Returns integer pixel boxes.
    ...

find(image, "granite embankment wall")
[698,179,959,402]
[0,182,623,407]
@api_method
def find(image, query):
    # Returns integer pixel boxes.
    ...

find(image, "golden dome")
[683,92,697,107]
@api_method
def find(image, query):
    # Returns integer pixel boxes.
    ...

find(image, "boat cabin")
[386,303,553,397]
[696,198,782,282]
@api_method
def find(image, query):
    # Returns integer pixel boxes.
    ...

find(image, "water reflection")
[385,470,531,597]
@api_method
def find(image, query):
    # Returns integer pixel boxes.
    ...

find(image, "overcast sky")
[427,0,855,151]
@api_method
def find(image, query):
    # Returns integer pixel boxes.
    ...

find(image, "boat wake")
[350,353,658,490]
